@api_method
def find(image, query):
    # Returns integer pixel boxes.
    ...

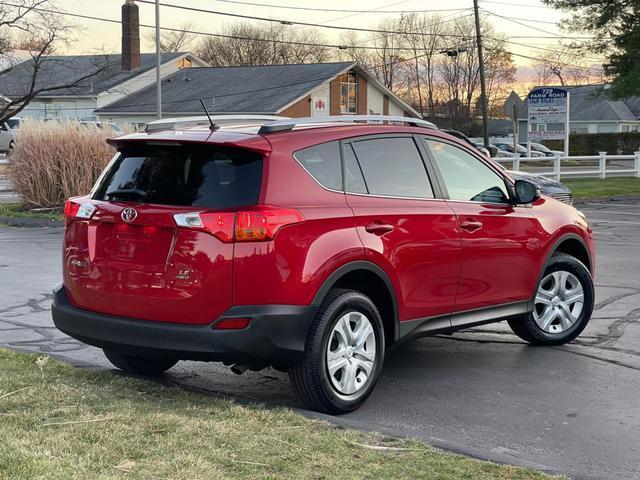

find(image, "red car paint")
[62,123,594,334]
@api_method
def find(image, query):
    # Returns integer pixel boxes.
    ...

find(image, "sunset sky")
[54,0,604,84]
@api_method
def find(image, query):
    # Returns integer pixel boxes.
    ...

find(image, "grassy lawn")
[563,176,640,200]
[0,203,62,221]
[0,349,561,480]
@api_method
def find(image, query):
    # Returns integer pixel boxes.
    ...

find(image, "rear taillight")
[173,207,303,243]
[64,198,96,225]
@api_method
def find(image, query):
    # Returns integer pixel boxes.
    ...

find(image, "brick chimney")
[122,0,140,71]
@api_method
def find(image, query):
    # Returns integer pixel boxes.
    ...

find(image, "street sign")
[527,87,570,148]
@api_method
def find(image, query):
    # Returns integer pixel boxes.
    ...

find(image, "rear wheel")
[103,348,178,375]
[289,289,385,414]
[508,253,594,346]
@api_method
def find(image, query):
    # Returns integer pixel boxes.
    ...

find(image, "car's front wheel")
[289,289,385,414]
[103,348,178,375]
[508,253,594,345]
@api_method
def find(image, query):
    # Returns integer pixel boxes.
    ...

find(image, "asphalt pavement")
[1,200,639,480]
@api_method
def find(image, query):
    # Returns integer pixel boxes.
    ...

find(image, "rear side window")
[293,141,342,191]
[93,145,262,208]
[350,137,434,198]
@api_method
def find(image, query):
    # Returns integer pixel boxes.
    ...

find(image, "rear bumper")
[52,284,316,367]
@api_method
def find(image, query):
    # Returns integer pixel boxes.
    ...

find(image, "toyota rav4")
[53,115,595,414]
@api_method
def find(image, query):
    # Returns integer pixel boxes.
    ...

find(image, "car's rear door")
[421,136,542,315]
[64,143,264,325]
[343,134,461,325]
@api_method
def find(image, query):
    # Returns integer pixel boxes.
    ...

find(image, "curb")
[0,215,64,228]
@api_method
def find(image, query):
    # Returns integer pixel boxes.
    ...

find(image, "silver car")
[0,122,15,153]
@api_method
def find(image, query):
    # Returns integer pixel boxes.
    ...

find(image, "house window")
[339,72,358,114]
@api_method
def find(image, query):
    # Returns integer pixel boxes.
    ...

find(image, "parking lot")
[1,200,639,480]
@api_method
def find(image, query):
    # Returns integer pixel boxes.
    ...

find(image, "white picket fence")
[495,152,640,181]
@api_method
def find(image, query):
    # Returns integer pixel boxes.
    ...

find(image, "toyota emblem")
[121,207,138,223]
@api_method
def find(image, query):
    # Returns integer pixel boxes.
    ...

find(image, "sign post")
[527,87,570,155]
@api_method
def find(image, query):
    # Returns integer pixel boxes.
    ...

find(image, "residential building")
[0,0,207,121]
[95,62,419,127]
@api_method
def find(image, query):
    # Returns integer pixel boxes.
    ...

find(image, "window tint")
[426,139,509,204]
[351,137,433,198]
[294,141,342,191]
[93,145,262,208]
[343,144,367,194]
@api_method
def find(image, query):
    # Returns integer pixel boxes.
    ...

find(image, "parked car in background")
[0,122,16,153]
[78,121,124,134]
[53,115,594,413]
[492,161,573,205]
[5,117,22,130]
[494,142,546,158]
[439,129,495,158]
[519,142,563,157]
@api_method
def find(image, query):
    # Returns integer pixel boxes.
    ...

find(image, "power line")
[481,8,595,40]
[204,0,469,14]
[0,2,475,51]
[478,0,552,9]
[134,0,471,38]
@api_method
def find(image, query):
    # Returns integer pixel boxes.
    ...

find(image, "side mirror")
[514,180,540,205]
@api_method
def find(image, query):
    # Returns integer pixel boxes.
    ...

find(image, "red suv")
[53,115,595,414]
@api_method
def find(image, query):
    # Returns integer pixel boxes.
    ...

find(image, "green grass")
[0,203,62,221]
[0,349,561,480]
[563,176,640,200]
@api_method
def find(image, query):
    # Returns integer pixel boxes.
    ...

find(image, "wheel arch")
[312,261,399,346]
[551,234,592,273]
[531,233,593,308]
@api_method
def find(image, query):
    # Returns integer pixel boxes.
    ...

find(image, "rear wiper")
[104,189,147,201]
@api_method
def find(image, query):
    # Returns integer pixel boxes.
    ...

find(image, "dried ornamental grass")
[8,120,118,208]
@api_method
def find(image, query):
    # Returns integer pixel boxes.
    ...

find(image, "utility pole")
[155,0,162,119]
[473,0,489,148]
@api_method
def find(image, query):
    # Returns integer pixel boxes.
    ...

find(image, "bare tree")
[533,42,595,86]
[339,19,407,93]
[435,16,515,124]
[195,23,330,67]
[0,1,112,125]
[144,21,195,53]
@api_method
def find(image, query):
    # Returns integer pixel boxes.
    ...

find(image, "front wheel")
[289,289,385,414]
[508,253,594,346]
[103,348,178,375]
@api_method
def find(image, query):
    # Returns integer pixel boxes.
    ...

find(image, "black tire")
[289,289,385,414]
[103,348,178,375]
[7,141,14,155]
[508,253,594,346]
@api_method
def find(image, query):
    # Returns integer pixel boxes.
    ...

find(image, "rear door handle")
[365,222,395,236]
[460,220,483,232]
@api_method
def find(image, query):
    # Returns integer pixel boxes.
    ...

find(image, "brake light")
[235,209,303,242]
[64,198,96,224]
[173,207,303,243]
[173,212,235,242]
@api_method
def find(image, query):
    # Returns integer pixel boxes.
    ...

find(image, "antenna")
[199,99,217,131]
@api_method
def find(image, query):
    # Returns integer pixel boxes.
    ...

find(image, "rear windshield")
[93,144,263,208]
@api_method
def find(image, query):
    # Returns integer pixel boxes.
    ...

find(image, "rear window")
[93,144,262,208]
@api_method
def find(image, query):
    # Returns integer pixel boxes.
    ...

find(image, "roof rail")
[258,115,437,134]
[145,115,288,133]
